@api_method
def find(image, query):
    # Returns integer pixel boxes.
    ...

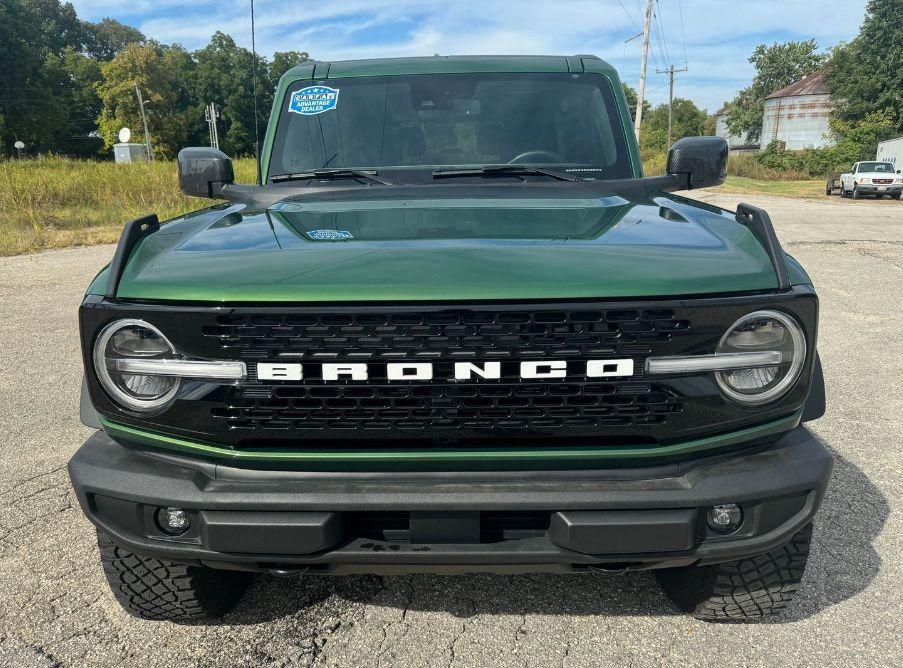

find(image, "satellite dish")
[14,140,24,149]
[118,127,131,143]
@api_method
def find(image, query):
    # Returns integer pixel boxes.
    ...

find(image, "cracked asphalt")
[1,192,901,667]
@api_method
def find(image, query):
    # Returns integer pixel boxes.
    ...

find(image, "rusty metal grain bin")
[760,73,833,151]
[715,106,759,153]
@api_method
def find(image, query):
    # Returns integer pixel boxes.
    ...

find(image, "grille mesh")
[213,381,681,433]
[202,309,690,360]
[202,308,690,438]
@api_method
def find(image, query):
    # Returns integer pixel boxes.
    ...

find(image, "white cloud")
[70,0,869,111]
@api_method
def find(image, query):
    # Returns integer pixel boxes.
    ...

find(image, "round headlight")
[715,310,806,405]
[93,319,180,412]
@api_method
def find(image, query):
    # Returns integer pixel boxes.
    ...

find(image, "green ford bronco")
[69,55,830,622]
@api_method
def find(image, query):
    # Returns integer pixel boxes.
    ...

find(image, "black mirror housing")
[666,136,728,189]
[177,147,235,199]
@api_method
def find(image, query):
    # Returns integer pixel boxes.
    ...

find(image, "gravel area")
[0,192,900,667]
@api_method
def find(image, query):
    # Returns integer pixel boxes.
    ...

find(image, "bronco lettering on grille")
[256,359,635,382]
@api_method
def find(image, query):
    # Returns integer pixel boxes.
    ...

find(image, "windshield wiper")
[432,165,581,182]
[270,168,393,185]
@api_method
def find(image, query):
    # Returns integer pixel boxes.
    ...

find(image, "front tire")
[655,523,812,621]
[852,186,862,199]
[97,530,252,622]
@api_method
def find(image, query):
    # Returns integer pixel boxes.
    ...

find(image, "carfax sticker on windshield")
[288,86,340,115]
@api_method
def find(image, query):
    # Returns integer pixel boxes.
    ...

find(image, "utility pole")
[205,103,220,149]
[634,0,654,141]
[656,64,689,147]
[134,83,153,161]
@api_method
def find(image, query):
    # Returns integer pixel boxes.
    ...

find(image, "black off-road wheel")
[655,523,812,621]
[97,530,253,622]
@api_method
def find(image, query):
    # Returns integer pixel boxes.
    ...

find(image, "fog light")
[707,503,743,534]
[156,507,190,535]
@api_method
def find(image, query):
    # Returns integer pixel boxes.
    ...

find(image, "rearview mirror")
[667,136,728,189]
[177,147,235,199]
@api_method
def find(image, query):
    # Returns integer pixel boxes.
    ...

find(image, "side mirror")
[666,136,728,189]
[177,147,235,199]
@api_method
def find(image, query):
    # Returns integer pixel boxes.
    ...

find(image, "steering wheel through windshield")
[507,150,563,164]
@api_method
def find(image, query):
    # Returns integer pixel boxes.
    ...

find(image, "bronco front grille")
[200,307,690,441]
[81,290,819,450]
[213,380,681,434]
[201,308,690,360]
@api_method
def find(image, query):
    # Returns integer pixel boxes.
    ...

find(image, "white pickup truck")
[838,161,902,199]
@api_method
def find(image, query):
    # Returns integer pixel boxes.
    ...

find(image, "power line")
[633,0,655,140]
[631,0,658,70]
[676,0,689,66]
[656,64,688,147]
[616,0,642,32]
[653,0,671,67]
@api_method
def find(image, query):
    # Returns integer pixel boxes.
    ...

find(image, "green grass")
[0,154,826,257]
[641,150,824,199]
[718,176,825,198]
[0,156,257,256]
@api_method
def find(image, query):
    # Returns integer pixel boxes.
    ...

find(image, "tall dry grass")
[0,156,257,256]
[642,150,813,181]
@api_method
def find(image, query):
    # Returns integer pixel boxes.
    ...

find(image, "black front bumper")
[68,428,832,574]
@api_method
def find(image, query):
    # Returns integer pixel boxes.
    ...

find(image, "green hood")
[100,189,801,303]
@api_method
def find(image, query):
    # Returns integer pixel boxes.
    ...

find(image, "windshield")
[268,72,633,181]
[859,162,895,173]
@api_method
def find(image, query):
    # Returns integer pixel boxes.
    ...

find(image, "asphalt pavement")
[0,192,900,667]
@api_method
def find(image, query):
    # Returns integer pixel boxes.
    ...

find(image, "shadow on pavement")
[222,441,886,626]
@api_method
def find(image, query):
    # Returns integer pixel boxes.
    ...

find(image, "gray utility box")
[113,143,148,164]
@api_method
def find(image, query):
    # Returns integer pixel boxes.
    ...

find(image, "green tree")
[62,49,103,137]
[0,0,41,152]
[194,32,269,156]
[26,0,84,57]
[830,111,896,163]
[270,50,310,85]
[96,42,186,157]
[827,0,903,139]
[82,17,145,61]
[726,40,826,143]
[0,0,88,153]
[622,83,650,124]
[640,98,709,151]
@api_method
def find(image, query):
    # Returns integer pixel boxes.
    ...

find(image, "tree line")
[0,0,308,158]
[0,0,711,160]
[2,0,898,166]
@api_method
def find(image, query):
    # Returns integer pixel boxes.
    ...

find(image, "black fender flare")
[801,351,826,422]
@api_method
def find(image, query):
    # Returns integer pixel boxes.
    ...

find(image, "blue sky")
[69,0,869,111]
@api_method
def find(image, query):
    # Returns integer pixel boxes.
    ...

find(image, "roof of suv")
[281,54,615,81]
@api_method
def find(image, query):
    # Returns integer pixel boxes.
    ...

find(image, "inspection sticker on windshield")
[307,229,353,241]
[288,86,340,115]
